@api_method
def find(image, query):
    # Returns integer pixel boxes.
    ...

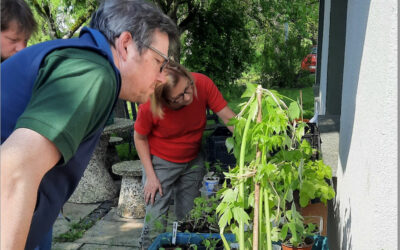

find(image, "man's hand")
[143,174,163,205]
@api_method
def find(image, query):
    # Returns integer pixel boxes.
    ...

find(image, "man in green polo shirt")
[0,0,178,249]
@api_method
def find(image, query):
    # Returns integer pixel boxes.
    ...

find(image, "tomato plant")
[216,84,335,249]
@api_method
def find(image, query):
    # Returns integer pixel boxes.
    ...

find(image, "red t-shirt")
[134,73,227,163]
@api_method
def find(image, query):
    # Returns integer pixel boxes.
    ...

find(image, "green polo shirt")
[15,48,118,163]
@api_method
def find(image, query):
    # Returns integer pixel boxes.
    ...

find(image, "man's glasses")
[145,45,170,73]
[168,80,194,104]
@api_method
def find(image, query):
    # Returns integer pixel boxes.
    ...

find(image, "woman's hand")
[143,174,163,205]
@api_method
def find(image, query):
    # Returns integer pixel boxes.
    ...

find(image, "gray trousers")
[139,152,206,248]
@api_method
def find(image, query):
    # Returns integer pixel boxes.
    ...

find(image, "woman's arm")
[216,105,236,132]
[134,131,163,205]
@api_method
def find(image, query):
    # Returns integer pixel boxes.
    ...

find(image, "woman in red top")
[134,62,235,248]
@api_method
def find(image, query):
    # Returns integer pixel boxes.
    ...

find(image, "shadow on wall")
[340,200,353,250]
[328,179,353,250]
[338,0,371,174]
[328,1,371,250]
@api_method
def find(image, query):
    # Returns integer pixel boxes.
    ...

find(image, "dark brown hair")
[1,0,37,36]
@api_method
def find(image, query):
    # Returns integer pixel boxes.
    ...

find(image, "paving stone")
[76,210,143,247]
[51,242,83,250]
[53,203,101,238]
[63,202,101,221]
[103,208,144,223]
[80,243,140,250]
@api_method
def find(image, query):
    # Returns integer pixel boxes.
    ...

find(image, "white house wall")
[335,0,398,249]
[318,0,331,116]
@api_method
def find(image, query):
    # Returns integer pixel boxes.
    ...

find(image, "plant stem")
[238,100,253,250]
[220,227,231,250]
[264,188,272,250]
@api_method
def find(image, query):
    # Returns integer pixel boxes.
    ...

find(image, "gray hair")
[90,0,178,54]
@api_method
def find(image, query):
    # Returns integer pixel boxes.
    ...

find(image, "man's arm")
[216,105,236,132]
[1,128,61,250]
[133,131,162,205]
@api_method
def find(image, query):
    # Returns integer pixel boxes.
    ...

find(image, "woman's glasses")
[168,80,194,104]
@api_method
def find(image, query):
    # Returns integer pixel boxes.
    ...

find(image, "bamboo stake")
[300,90,303,121]
[259,187,264,248]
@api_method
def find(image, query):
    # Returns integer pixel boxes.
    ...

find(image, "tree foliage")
[26,0,319,89]
[180,1,254,88]
[28,0,97,44]
[257,0,319,88]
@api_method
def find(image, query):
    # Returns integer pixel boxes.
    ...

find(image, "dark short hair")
[90,0,178,55]
[1,0,37,36]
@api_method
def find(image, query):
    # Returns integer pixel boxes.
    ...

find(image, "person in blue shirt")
[1,0,37,61]
[0,1,178,249]
[0,0,37,62]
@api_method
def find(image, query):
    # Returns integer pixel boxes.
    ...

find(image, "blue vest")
[1,27,121,249]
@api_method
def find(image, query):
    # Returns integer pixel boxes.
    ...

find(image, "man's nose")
[156,70,168,84]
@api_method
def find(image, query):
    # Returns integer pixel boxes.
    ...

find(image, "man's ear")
[115,31,134,61]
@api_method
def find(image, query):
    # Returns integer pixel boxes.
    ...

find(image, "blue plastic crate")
[149,232,328,250]
[148,232,236,250]
[278,235,329,250]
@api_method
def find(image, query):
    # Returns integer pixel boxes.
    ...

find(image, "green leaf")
[295,123,306,141]
[218,209,232,229]
[299,192,310,207]
[225,137,234,153]
[300,140,312,156]
[301,181,316,198]
[280,224,289,241]
[248,99,258,121]
[227,117,239,126]
[288,102,300,120]
[288,222,299,244]
[298,159,304,182]
[222,188,238,203]
[271,227,280,242]
[232,207,250,225]
[286,188,293,202]
[241,83,257,98]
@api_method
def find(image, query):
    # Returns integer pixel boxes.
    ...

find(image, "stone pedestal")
[112,160,145,219]
[69,118,134,203]
[69,135,118,203]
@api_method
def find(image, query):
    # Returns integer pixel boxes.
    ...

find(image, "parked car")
[301,45,317,73]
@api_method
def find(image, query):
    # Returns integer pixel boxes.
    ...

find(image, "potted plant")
[203,171,220,194]
[216,84,335,250]
[277,203,317,250]
[149,195,236,249]
[179,195,220,233]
